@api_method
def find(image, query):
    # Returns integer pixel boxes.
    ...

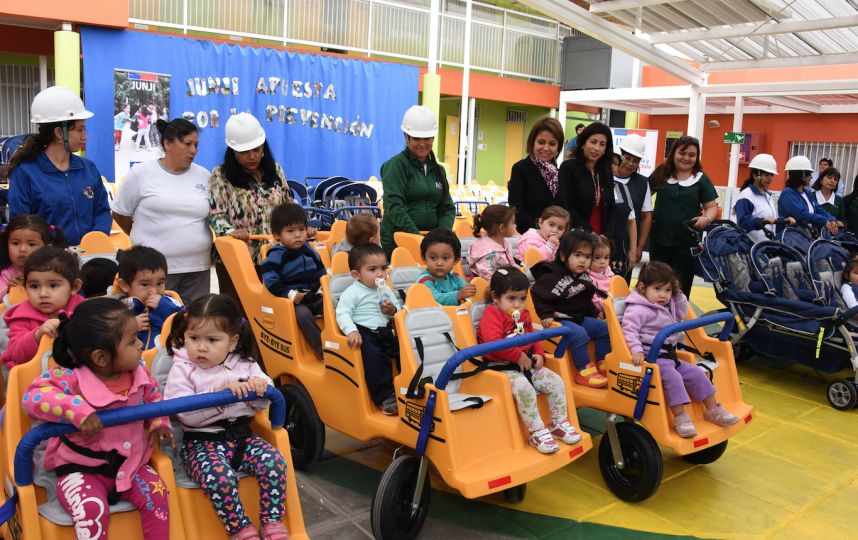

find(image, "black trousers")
[356,324,399,405]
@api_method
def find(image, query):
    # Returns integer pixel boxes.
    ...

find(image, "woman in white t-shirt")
[112,118,212,303]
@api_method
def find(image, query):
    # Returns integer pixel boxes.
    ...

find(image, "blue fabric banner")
[81,27,419,183]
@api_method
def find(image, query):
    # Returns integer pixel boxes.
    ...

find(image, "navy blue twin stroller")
[696,221,858,410]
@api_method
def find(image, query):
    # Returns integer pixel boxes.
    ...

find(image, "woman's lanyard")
[591,170,601,206]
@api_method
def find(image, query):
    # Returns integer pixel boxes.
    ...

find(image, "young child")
[416,228,476,306]
[80,257,119,298]
[117,246,183,349]
[331,213,380,256]
[840,259,858,311]
[164,294,289,540]
[531,230,610,388]
[1,246,85,369]
[262,203,326,360]
[588,234,614,314]
[0,214,67,298]
[477,267,583,453]
[515,205,570,263]
[335,244,402,415]
[622,262,738,437]
[23,297,174,539]
[467,204,519,280]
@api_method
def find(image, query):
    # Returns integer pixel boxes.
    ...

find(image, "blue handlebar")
[15,386,285,486]
[645,312,735,364]
[416,326,575,455]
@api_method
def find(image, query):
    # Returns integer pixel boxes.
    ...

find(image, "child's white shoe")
[548,419,583,445]
[673,412,697,438]
[704,403,739,426]
[528,427,560,454]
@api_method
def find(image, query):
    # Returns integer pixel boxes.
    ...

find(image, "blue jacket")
[9,152,112,246]
[777,186,835,231]
[122,295,183,349]
[261,243,326,298]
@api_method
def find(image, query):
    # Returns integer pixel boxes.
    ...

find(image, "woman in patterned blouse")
[209,113,293,300]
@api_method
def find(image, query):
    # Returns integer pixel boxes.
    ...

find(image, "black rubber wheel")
[280,383,325,469]
[682,440,728,465]
[503,483,527,504]
[598,422,663,502]
[827,379,858,411]
[733,342,753,363]
[371,456,431,540]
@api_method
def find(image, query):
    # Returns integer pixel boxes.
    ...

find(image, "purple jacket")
[621,289,689,356]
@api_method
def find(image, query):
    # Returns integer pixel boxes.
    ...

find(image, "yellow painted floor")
[324,284,858,539]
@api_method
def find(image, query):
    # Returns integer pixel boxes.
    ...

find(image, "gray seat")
[390,264,422,302]
[459,236,476,278]
[405,306,491,411]
[329,272,354,308]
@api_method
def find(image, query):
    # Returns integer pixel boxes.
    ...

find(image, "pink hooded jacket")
[588,268,614,312]
[515,229,556,262]
[23,364,169,493]
[163,347,273,429]
[2,294,85,369]
[621,289,689,357]
[467,236,518,280]
[0,266,21,299]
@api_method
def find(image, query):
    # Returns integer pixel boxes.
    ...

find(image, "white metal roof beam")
[750,95,821,113]
[518,0,706,85]
[589,0,682,14]
[560,85,692,102]
[652,14,858,44]
[571,100,656,114]
[703,52,858,70]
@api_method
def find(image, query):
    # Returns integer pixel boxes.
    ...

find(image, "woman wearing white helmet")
[379,105,454,257]
[777,155,840,234]
[1,86,112,245]
[208,112,292,298]
[732,153,794,242]
[112,118,212,303]
[613,133,652,280]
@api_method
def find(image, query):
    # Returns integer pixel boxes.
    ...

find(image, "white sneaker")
[548,419,583,444]
[528,427,559,454]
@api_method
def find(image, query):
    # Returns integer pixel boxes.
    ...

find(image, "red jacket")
[477,304,544,366]
[2,294,85,368]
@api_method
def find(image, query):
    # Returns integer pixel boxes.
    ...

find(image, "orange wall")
[420,67,562,109]
[641,113,858,189]
[642,63,858,87]
[0,25,53,55]
[0,0,127,28]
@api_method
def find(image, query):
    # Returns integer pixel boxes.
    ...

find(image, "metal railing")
[129,0,572,83]
[790,141,858,195]
[0,64,53,138]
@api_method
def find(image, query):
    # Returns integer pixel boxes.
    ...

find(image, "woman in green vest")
[380,105,455,257]
[649,136,718,298]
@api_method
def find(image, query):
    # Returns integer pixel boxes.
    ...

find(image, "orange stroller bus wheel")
[371,456,431,540]
[598,422,663,502]
[281,383,326,469]
[503,484,527,504]
[682,440,729,465]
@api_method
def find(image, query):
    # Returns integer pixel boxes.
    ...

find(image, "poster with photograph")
[113,69,170,180]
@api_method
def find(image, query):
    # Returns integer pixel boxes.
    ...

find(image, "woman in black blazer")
[558,122,616,234]
[508,117,565,234]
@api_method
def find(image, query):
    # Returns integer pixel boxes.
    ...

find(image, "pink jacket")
[515,229,556,262]
[0,266,21,299]
[2,294,85,369]
[588,268,614,312]
[23,364,169,493]
[621,289,689,356]
[467,236,518,281]
[163,347,273,429]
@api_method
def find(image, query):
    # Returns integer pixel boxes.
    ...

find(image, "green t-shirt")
[651,172,718,247]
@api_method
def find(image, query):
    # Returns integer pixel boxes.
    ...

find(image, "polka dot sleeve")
[22,368,96,428]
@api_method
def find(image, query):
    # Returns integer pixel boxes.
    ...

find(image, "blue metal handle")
[645,312,735,364]
[415,326,575,455]
[15,386,285,487]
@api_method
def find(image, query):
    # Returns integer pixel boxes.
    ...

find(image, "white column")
[557,98,568,165]
[456,0,473,186]
[38,56,48,91]
[466,97,477,184]
[550,107,556,119]
[428,0,440,73]
[725,94,744,216]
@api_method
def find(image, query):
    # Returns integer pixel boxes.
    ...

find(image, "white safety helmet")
[618,133,646,159]
[748,153,778,175]
[401,105,438,138]
[784,155,814,173]
[30,85,93,124]
[225,112,266,152]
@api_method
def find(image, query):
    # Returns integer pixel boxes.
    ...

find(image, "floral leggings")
[503,367,568,433]
[181,435,288,534]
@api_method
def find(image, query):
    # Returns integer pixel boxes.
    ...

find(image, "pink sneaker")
[528,427,560,454]
[673,412,697,438]
[230,526,259,540]
[704,404,739,427]
[261,520,290,540]
[548,419,583,445]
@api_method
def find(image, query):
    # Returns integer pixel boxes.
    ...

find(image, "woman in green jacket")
[380,105,455,257]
